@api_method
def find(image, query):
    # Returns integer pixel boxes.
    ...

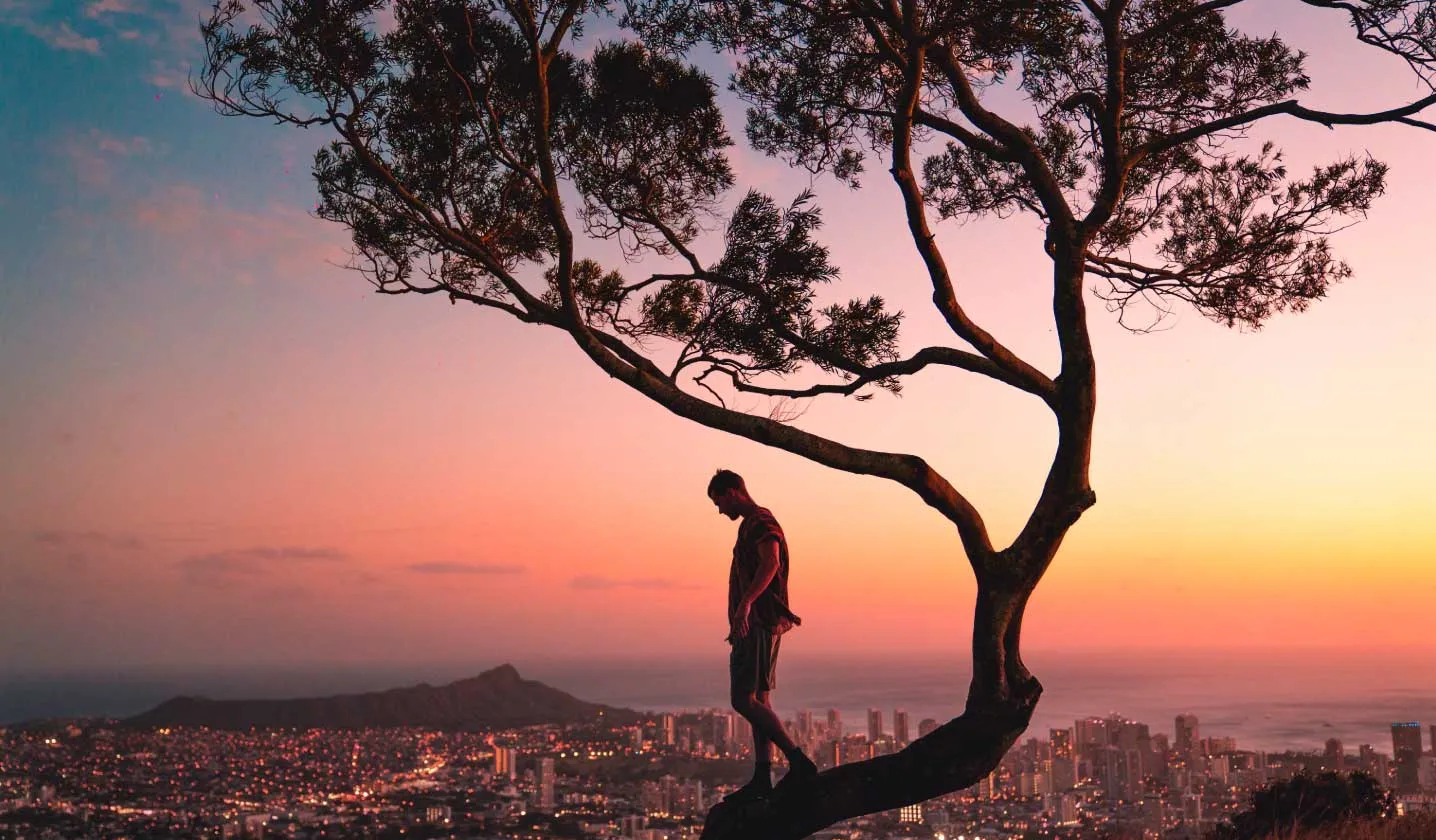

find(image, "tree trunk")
[699,562,1048,840]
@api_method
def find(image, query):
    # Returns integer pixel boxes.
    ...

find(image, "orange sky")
[1,1,1434,672]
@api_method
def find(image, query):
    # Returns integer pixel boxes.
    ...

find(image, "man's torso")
[728,507,800,638]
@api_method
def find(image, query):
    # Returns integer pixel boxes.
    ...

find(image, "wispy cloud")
[146,58,188,89]
[569,575,702,591]
[84,0,134,17]
[119,183,351,286]
[59,128,157,188]
[179,545,348,580]
[92,130,152,156]
[408,561,525,575]
[7,17,102,53]
[32,530,145,551]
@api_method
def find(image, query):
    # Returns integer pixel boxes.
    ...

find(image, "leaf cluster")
[1208,771,1395,840]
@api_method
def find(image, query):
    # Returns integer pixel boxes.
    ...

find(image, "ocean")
[3,649,1433,754]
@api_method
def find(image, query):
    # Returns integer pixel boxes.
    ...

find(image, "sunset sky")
[2,0,1434,675]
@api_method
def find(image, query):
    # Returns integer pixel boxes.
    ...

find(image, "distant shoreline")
[4,648,1433,753]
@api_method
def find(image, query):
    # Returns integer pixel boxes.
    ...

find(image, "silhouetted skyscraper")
[1392,722,1423,793]
[493,746,517,780]
[536,757,555,812]
[867,708,884,743]
[1050,727,1077,791]
[827,709,842,740]
[1324,738,1344,771]
[1175,715,1200,764]
[918,718,939,739]
[893,709,910,747]
[796,709,814,743]
[1051,728,1074,760]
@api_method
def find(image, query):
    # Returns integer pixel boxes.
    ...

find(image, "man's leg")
[750,706,773,765]
[741,690,799,755]
[725,638,774,802]
[748,633,818,790]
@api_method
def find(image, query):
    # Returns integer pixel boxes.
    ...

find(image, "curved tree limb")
[700,639,1043,840]
[1132,93,1436,165]
[888,44,1058,400]
[702,344,1056,403]
[930,44,1078,230]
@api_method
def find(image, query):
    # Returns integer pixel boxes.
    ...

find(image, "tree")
[192,1,1436,837]
[1209,770,1396,840]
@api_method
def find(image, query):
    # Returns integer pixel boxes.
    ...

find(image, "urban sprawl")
[4,710,1436,839]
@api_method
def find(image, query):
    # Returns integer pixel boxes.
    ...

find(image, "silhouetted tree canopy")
[1210,771,1396,840]
[194,1,1436,837]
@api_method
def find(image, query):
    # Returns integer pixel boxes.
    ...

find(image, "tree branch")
[708,344,1057,403]
[1133,94,1436,164]
[1082,0,1131,232]
[1128,0,1247,46]
[888,45,1059,403]
[701,688,1042,840]
[930,45,1077,230]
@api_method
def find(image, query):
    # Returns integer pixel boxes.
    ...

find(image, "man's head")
[707,469,751,520]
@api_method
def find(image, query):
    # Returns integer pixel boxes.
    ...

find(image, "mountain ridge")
[124,663,642,730]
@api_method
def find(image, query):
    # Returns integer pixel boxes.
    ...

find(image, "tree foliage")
[1209,771,1396,840]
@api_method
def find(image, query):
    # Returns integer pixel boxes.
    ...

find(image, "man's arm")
[731,537,781,639]
[740,537,782,607]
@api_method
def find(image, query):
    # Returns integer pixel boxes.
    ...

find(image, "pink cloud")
[146,58,187,89]
[124,183,352,287]
[84,0,133,17]
[60,129,155,188]
[92,129,152,156]
[10,18,102,53]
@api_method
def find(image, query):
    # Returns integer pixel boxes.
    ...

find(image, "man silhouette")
[707,469,818,801]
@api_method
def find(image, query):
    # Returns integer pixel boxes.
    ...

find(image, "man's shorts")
[730,626,782,694]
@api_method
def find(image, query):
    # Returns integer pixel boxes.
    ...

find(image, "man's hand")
[730,600,752,640]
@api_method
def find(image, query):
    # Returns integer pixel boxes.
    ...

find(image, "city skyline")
[5,701,1435,840]
[5,0,1436,672]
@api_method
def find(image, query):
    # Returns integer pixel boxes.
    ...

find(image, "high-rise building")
[1325,738,1344,770]
[1051,728,1074,760]
[796,709,815,743]
[493,746,517,780]
[918,718,940,739]
[660,713,676,746]
[536,757,556,812]
[1182,792,1203,825]
[1075,717,1111,749]
[1051,754,1077,791]
[893,709,910,747]
[867,708,884,743]
[1207,736,1237,755]
[1360,743,1380,773]
[1142,796,1164,833]
[732,711,752,756]
[898,803,923,823]
[1392,722,1423,793]
[838,735,872,765]
[827,709,843,740]
[1115,720,1149,753]
[1175,715,1200,764]
[977,771,996,800]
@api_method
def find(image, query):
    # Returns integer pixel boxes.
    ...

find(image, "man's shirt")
[727,507,802,641]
